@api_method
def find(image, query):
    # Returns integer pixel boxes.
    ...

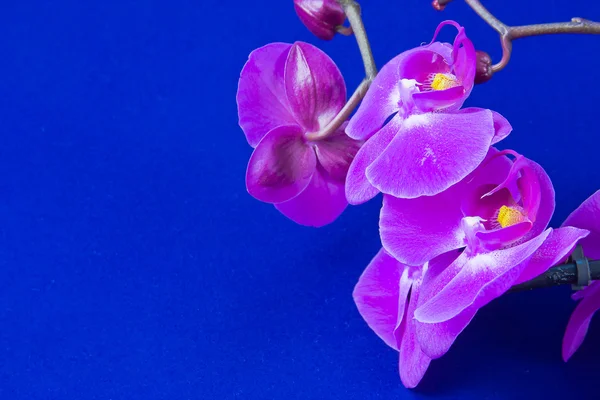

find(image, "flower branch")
[510,252,600,293]
[308,0,377,141]
[338,0,377,79]
[433,0,600,74]
[239,3,600,386]
[306,78,370,141]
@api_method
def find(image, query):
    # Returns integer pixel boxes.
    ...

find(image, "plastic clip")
[571,245,591,291]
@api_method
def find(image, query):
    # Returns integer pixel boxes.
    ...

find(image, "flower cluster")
[236,2,600,389]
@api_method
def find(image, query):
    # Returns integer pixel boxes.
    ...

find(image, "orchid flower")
[237,42,361,227]
[375,149,588,366]
[345,21,512,202]
[560,190,600,361]
[353,248,460,388]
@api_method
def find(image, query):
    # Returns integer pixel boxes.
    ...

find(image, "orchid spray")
[236,0,600,388]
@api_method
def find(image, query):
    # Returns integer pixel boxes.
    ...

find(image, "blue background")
[0,0,599,398]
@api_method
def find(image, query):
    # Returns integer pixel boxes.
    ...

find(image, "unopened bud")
[431,0,446,11]
[474,50,493,84]
[293,0,346,41]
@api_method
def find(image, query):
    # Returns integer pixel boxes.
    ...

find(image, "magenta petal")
[415,307,477,359]
[518,158,555,242]
[563,190,600,259]
[490,111,512,145]
[367,110,495,198]
[314,127,362,183]
[451,25,476,94]
[353,249,412,351]
[413,249,475,359]
[457,108,512,145]
[467,147,515,192]
[400,48,451,85]
[284,42,346,132]
[415,229,551,323]
[425,41,453,61]
[380,185,465,266]
[563,281,600,361]
[412,86,467,113]
[475,221,533,251]
[345,116,399,205]
[274,168,347,227]
[515,227,590,285]
[462,184,513,223]
[246,125,316,203]
[237,43,296,147]
[428,20,462,45]
[396,280,432,389]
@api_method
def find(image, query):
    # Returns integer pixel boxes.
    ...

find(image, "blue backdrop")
[1,0,599,398]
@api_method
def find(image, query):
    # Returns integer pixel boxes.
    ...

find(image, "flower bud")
[474,50,493,84]
[293,0,346,41]
[431,0,447,11]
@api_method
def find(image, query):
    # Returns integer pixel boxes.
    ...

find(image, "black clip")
[571,245,591,291]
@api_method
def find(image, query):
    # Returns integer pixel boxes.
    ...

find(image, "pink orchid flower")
[345,21,512,202]
[561,190,600,361]
[355,149,588,387]
[383,150,588,325]
[237,42,361,227]
[353,248,460,388]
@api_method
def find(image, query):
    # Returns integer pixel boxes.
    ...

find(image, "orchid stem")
[339,0,377,79]
[306,79,370,141]
[309,0,376,142]
[510,248,600,293]
[435,0,600,73]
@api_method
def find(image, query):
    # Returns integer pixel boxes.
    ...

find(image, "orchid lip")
[420,72,461,92]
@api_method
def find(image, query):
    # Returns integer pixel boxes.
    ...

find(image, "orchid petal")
[344,116,399,205]
[237,43,295,147]
[428,20,462,45]
[284,42,346,133]
[515,227,590,285]
[396,279,431,389]
[466,147,516,192]
[274,168,347,227]
[412,86,467,113]
[353,249,412,351]
[246,125,316,203]
[563,190,600,259]
[451,25,476,96]
[413,249,476,359]
[518,158,555,242]
[314,127,362,183]
[563,281,600,361]
[415,308,477,359]
[367,110,495,199]
[380,188,465,266]
[453,108,512,146]
[490,111,512,145]
[475,221,533,251]
[461,185,514,223]
[415,229,551,323]
[424,41,453,61]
